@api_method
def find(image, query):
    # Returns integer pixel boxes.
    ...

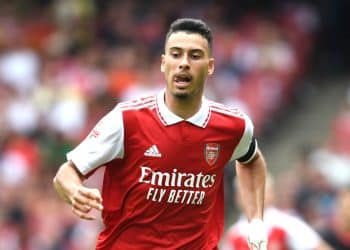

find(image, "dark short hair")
[165,18,213,52]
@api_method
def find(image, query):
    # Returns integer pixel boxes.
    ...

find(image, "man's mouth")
[174,74,192,85]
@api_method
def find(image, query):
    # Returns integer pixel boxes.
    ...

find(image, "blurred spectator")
[5,92,40,135]
[0,133,41,187]
[320,186,350,249]
[0,47,40,95]
[287,145,336,232]
[309,97,350,189]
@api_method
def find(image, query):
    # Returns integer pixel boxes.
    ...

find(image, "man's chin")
[173,90,190,99]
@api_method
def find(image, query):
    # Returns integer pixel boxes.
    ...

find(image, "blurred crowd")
[223,90,350,250]
[271,90,350,249]
[0,1,348,249]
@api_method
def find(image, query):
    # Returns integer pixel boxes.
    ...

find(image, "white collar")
[156,90,210,128]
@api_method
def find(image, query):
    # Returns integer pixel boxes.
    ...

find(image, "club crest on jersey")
[205,143,220,166]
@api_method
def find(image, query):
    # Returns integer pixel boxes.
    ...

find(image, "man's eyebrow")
[190,49,204,54]
[169,47,204,53]
[169,47,182,51]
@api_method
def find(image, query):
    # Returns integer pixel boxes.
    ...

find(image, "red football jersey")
[67,91,255,250]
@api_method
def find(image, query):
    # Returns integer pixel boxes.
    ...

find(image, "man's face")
[161,31,214,99]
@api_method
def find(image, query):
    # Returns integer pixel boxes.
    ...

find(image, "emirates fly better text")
[138,166,216,205]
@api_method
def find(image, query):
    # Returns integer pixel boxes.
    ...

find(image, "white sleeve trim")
[231,113,255,161]
[67,105,124,175]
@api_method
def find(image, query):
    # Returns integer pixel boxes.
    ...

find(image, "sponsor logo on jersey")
[204,143,220,166]
[144,145,162,157]
[138,166,216,205]
[139,166,216,188]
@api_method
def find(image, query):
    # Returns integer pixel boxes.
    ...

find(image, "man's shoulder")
[207,100,246,120]
[117,95,157,111]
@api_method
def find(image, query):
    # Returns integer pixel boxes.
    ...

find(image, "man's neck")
[164,91,202,119]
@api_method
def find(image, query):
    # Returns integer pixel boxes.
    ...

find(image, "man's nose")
[179,56,190,70]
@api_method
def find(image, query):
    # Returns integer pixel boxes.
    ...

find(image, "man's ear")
[208,58,215,75]
[160,54,165,72]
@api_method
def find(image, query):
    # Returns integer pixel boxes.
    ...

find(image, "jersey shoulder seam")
[118,96,156,111]
[208,101,245,119]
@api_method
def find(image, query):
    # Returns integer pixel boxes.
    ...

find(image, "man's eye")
[171,52,180,58]
[191,54,201,59]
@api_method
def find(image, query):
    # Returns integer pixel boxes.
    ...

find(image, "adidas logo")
[144,145,162,157]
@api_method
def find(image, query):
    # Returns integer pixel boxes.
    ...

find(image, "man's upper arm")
[67,105,125,175]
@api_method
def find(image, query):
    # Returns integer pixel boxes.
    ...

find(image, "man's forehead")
[165,31,209,51]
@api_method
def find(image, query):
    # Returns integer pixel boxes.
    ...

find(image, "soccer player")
[222,174,332,250]
[53,18,268,250]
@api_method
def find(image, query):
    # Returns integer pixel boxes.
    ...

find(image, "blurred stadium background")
[0,0,349,249]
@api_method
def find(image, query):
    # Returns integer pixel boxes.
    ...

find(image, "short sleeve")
[230,113,257,163]
[67,105,124,175]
